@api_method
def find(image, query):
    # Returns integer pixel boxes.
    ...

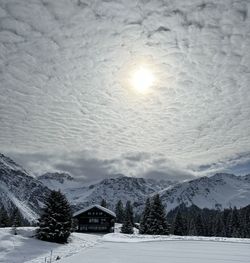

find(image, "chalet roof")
[73,204,116,218]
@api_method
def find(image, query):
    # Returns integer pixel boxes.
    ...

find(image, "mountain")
[38,172,78,191]
[38,172,250,213]
[0,153,51,222]
[160,173,250,212]
[37,174,175,213]
[1,153,250,221]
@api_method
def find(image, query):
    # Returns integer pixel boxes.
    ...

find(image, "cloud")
[0,0,250,178]
[7,151,195,182]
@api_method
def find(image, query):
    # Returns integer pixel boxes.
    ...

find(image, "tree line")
[167,203,250,238]
[113,195,170,234]
[113,197,250,237]
[1,191,249,244]
[0,206,30,228]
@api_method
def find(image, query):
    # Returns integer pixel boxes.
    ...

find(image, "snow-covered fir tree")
[115,200,124,223]
[121,201,134,234]
[139,198,152,234]
[149,194,169,235]
[36,190,72,243]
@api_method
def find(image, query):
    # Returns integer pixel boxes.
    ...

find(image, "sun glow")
[130,67,155,94]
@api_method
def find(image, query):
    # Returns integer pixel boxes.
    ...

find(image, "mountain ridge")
[1,153,250,222]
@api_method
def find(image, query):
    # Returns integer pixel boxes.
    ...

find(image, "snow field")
[60,238,250,263]
[0,228,101,263]
[0,227,249,263]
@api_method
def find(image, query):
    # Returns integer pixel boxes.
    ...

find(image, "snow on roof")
[73,204,116,218]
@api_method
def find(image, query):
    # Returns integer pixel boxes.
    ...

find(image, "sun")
[130,67,155,94]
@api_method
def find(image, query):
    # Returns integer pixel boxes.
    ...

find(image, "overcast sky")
[0,0,250,182]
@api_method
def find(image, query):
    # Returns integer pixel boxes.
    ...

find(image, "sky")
[0,0,250,182]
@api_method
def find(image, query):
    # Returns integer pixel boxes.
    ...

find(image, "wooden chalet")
[73,205,116,233]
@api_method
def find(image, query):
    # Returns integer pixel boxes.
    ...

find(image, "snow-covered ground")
[0,227,250,263]
[0,228,101,263]
[60,238,250,263]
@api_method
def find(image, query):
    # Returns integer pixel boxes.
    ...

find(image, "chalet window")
[89,218,99,223]
[79,225,88,231]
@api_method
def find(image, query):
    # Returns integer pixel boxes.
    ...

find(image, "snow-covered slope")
[38,172,250,213]
[1,153,250,220]
[38,174,174,213]
[38,172,80,191]
[160,173,250,212]
[0,153,51,222]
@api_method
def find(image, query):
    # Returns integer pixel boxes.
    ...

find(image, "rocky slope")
[37,173,174,213]
[160,173,250,212]
[0,153,51,222]
[38,171,250,213]
[1,153,250,221]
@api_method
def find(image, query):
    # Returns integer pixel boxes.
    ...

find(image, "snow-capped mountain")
[37,172,250,213]
[37,174,175,213]
[1,153,250,221]
[38,172,78,191]
[160,173,250,212]
[0,153,51,222]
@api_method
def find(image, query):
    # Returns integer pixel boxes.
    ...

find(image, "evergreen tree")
[0,206,10,227]
[115,200,124,223]
[139,198,152,234]
[100,199,107,208]
[167,204,250,238]
[121,201,134,234]
[125,201,134,226]
[213,212,224,237]
[11,208,22,235]
[242,205,250,238]
[188,218,197,236]
[228,207,240,237]
[195,213,205,236]
[222,208,232,237]
[171,210,186,235]
[149,194,169,235]
[36,190,72,243]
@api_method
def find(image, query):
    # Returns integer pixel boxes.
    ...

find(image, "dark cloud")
[6,151,195,182]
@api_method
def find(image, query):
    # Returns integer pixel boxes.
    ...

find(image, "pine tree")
[222,208,232,237]
[0,206,10,227]
[125,201,134,226]
[243,205,250,238]
[121,201,134,234]
[115,200,124,223]
[149,194,169,235]
[195,213,205,236]
[213,212,224,237]
[36,190,72,243]
[188,218,197,236]
[139,198,152,234]
[100,199,107,208]
[11,208,22,235]
[228,207,240,237]
[172,210,186,236]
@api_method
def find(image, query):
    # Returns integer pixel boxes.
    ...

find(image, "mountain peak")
[0,153,28,175]
[38,172,74,183]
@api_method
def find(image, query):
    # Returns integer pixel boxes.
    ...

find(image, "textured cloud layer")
[1,0,250,178]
